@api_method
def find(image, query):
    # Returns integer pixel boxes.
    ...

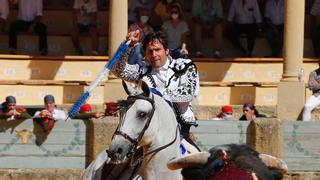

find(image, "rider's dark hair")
[142,31,168,51]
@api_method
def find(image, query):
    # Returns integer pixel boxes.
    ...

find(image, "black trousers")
[311,24,320,57]
[266,24,284,57]
[9,20,47,51]
[229,23,258,54]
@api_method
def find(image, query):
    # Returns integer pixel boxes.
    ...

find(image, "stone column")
[277,0,305,121]
[108,0,128,56]
[247,119,283,158]
[86,117,118,164]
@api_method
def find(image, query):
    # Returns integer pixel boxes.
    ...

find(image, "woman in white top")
[162,3,189,59]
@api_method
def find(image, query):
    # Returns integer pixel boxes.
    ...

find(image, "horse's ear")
[122,80,150,97]
[141,80,150,97]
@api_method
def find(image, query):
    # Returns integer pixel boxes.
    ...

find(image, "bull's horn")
[259,154,288,174]
[167,152,210,170]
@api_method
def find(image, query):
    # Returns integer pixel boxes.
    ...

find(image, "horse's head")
[108,80,156,164]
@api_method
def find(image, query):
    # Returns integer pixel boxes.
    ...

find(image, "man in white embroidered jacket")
[112,30,200,150]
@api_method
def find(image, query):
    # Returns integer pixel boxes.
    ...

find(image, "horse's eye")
[137,112,146,118]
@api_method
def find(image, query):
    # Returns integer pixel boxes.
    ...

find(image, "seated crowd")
[0,0,318,57]
[0,94,104,132]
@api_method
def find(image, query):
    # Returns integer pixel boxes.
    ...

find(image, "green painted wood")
[0,132,86,145]
[191,120,320,171]
[0,119,87,168]
[0,156,85,169]
[283,157,320,171]
[191,120,249,151]
[282,122,320,171]
[0,119,87,132]
[0,144,85,156]
[283,122,320,133]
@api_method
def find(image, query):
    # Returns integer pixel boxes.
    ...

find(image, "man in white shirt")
[0,0,9,32]
[191,0,224,58]
[227,0,262,57]
[33,95,66,121]
[265,0,284,57]
[8,0,47,55]
[33,94,66,134]
[72,0,98,55]
[112,30,200,151]
[310,0,320,57]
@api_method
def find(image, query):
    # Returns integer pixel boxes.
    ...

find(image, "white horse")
[82,80,183,180]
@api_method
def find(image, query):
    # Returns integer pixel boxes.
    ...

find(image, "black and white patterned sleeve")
[111,46,142,82]
[166,60,199,102]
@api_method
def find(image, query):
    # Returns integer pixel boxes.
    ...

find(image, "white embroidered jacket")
[111,46,200,125]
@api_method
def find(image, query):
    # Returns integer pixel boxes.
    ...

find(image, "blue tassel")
[67,41,130,118]
[68,91,90,118]
[106,42,129,70]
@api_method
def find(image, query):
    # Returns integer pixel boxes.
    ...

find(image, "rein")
[131,125,179,166]
[113,94,155,162]
[112,93,179,166]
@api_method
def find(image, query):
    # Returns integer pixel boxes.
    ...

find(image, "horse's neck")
[141,133,181,179]
[140,96,182,179]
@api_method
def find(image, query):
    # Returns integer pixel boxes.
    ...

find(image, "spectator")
[112,30,200,151]
[310,0,320,57]
[0,0,9,32]
[162,3,189,59]
[303,62,320,121]
[154,0,177,24]
[227,0,262,57]
[128,0,156,25]
[127,8,154,64]
[239,103,266,121]
[105,101,119,117]
[8,0,48,55]
[212,105,234,120]
[72,0,98,55]
[74,103,104,119]
[265,0,284,57]
[128,8,154,43]
[33,95,66,121]
[33,95,66,133]
[192,0,224,58]
[0,96,31,121]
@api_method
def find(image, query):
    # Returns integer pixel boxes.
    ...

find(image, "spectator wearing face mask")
[128,8,154,42]
[155,0,177,22]
[212,105,234,120]
[162,3,189,59]
[128,0,156,25]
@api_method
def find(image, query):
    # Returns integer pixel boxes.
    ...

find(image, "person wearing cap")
[0,95,31,120]
[74,103,103,119]
[212,105,234,120]
[33,94,66,121]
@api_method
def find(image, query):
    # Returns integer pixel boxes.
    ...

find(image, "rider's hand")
[126,29,140,46]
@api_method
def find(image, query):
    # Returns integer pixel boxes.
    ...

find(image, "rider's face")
[145,40,169,69]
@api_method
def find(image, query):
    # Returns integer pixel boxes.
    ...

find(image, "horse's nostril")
[116,148,123,154]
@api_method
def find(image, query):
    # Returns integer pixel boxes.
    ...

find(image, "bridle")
[112,93,179,166]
